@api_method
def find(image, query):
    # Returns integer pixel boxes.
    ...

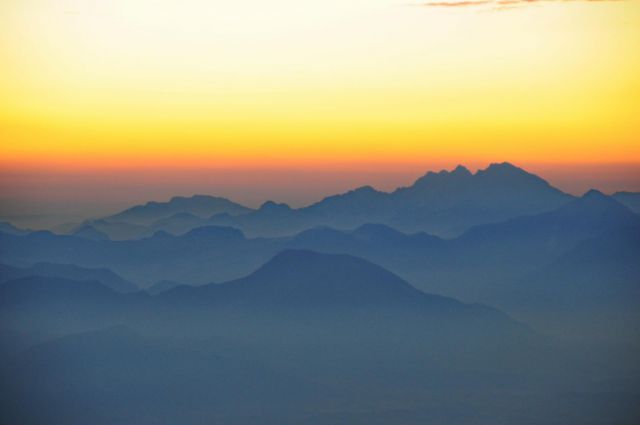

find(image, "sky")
[1,0,639,228]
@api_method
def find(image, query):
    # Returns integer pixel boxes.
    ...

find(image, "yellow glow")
[1,0,639,169]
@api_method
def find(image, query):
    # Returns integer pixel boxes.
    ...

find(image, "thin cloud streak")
[419,0,624,8]
[420,0,490,6]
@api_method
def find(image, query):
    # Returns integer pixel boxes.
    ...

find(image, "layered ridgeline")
[64,163,576,240]
[106,195,252,225]
[0,221,31,235]
[2,174,640,424]
[2,190,638,341]
[63,195,254,240]
[7,163,639,242]
[0,262,138,293]
[0,250,527,339]
[195,162,573,237]
[2,250,636,425]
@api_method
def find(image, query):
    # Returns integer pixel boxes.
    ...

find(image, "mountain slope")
[398,190,640,302]
[613,191,640,214]
[71,219,151,241]
[71,224,110,241]
[159,250,530,346]
[0,221,30,235]
[3,250,633,425]
[0,250,535,361]
[0,226,267,286]
[505,224,640,340]
[454,189,639,264]
[149,212,209,235]
[0,262,138,293]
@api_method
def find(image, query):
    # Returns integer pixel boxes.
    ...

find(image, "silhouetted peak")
[352,185,380,195]
[573,189,618,208]
[256,249,371,277]
[473,162,536,181]
[472,162,562,190]
[259,201,292,212]
[556,189,638,222]
[482,162,526,176]
[142,201,162,208]
[105,194,251,226]
[581,189,607,200]
[169,194,217,203]
[311,186,386,210]
[245,250,417,298]
[452,165,472,176]
[413,164,474,186]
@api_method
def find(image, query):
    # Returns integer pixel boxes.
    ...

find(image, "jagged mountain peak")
[485,161,520,172]
[476,162,543,181]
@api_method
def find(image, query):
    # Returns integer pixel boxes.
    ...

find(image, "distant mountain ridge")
[0,262,138,293]
[75,163,574,240]
[0,221,31,236]
[0,250,529,340]
[207,162,574,238]
[163,250,458,313]
[3,190,636,341]
[2,164,640,425]
[1,189,636,292]
[1,251,562,425]
[455,189,639,258]
[104,194,253,226]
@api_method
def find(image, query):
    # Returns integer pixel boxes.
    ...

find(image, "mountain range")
[3,249,637,425]
[2,162,640,425]
[61,163,577,240]
[3,187,638,340]
[105,194,252,225]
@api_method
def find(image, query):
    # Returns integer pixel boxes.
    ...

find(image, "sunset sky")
[1,0,639,227]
